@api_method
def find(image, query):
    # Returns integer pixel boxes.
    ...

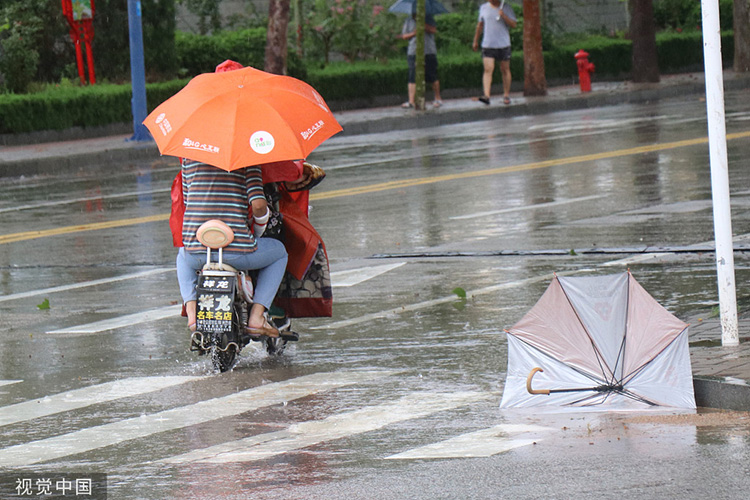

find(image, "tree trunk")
[630,0,660,83]
[523,0,547,96]
[735,0,750,72]
[265,0,290,75]
[415,0,426,110]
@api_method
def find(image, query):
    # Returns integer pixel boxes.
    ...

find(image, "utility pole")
[700,0,739,346]
[127,0,150,141]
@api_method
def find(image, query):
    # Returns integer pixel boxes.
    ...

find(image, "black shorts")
[481,47,512,61]
[407,54,439,84]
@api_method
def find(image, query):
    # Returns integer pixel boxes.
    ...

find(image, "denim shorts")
[481,47,512,61]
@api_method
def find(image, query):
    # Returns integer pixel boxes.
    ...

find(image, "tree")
[178,0,221,35]
[523,0,546,96]
[265,0,291,74]
[629,0,660,83]
[735,0,750,72]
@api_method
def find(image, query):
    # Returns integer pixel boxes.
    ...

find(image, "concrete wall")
[176,1,630,35]
[176,0,270,33]
[544,0,629,35]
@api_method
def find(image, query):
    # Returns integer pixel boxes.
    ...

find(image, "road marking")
[603,232,750,267]
[0,370,391,467]
[312,270,594,330]
[161,391,491,464]
[5,131,750,245]
[0,380,21,388]
[0,376,201,428]
[310,133,750,201]
[386,424,553,460]
[331,262,406,287]
[0,214,169,245]
[450,195,604,220]
[46,305,182,334]
[0,188,171,214]
[0,268,174,303]
[35,263,400,334]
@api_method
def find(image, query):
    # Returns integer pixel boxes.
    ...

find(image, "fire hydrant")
[575,50,595,93]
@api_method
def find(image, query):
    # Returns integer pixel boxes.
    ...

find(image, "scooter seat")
[197,219,234,249]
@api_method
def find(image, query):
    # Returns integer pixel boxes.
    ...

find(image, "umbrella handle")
[526,367,550,395]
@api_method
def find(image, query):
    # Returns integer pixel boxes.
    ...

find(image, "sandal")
[432,100,442,108]
[401,102,414,109]
[244,319,280,338]
[503,96,511,105]
[478,96,490,105]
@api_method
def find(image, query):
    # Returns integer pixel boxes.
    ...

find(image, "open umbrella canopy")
[143,66,342,171]
[388,0,449,16]
[500,271,695,410]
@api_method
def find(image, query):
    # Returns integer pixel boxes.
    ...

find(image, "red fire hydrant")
[575,50,595,93]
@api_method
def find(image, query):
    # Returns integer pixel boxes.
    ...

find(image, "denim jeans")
[176,238,288,310]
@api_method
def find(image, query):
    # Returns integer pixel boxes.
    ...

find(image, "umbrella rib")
[511,334,605,386]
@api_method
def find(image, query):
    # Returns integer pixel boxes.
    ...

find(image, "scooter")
[188,219,298,372]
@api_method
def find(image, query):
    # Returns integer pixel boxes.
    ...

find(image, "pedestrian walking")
[472,0,517,105]
[399,12,442,109]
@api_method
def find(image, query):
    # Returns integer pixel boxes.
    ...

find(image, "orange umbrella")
[143,66,342,171]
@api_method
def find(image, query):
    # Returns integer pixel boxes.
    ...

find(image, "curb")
[5,74,750,178]
[694,376,750,411]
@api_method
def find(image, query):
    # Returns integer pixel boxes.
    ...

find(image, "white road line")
[46,304,182,334]
[162,390,491,464]
[0,370,392,467]
[0,188,171,214]
[450,195,604,221]
[602,232,750,267]
[312,270,594,330]
[38,263,400,334]
[0,380,21,388]
[0,376,201,428]
[386,424,553,460]
[331,262,406,287]
[0,268,174,303]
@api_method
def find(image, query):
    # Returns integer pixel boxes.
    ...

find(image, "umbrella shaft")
[548,384,623,394]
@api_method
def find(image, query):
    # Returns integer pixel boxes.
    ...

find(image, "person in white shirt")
[472,0,517,105]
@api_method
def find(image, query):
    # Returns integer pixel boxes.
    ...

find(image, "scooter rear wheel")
[210,332,237,372]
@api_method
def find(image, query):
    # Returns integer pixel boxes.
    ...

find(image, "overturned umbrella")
[500,271,695,409]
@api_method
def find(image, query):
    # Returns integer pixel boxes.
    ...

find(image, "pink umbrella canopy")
[500,271,695,409]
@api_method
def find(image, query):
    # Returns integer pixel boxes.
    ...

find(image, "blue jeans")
[176,239,288,310]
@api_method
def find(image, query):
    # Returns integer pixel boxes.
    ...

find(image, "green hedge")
[0,30,737,135]
[0,80,188,134]
[175,29,307,80]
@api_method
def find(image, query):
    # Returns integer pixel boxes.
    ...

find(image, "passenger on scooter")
[176,158,288,337]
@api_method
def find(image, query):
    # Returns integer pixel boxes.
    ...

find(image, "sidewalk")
[2,71,750,411]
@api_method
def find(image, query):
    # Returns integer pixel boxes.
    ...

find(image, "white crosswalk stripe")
[0,370,392,467]
[0,380,21,388]
[40,264,401,335]
[386,424,553,459]
[0,376,201,428]
[46,305,182,334]
[331,262,406,287]
[161,391,492,464]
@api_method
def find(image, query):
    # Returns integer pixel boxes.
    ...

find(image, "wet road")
[2,92,750,499]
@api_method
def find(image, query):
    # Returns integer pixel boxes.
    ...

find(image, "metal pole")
[700,0,739,346]
[128,0,150,142]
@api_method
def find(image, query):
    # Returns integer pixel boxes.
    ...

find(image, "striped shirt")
[181,159,266,253]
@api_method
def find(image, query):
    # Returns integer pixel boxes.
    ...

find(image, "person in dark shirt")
[176,158,288,336]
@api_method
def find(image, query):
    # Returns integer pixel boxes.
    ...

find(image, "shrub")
[175,28,307,79]
[0,35,40,94]
[93,0,178,82]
